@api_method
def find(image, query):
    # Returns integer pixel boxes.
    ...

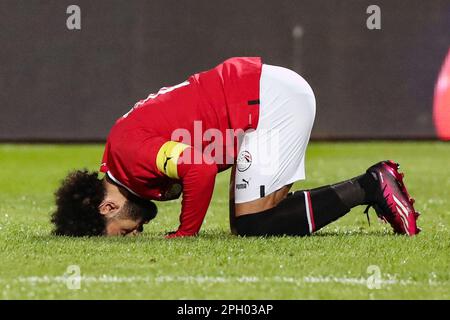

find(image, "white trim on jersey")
[106,171,140,197]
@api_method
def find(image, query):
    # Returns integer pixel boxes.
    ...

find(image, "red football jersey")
[100,57,262,236]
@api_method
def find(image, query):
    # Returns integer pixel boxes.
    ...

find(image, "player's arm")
[156,141,218,238]
[229,164,238,235]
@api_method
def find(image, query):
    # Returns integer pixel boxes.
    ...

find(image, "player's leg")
[235,161,421,236]
[235,184,293,215]
[233,63,365,236]
[232,63,315,225]
[231,64,420,236]
[235,172,376,236]
[229,162,293,235]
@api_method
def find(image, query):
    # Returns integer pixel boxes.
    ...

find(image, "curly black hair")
[51,170,106,236]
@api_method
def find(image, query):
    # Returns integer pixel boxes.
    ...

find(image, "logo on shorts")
[237,151,252,172]
[236,178,250,190]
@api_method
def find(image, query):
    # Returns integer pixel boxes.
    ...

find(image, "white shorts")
[234,64,316,203]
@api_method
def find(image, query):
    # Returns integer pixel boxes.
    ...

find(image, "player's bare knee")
[235,184,293,216]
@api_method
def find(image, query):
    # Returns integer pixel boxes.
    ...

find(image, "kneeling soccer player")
[51,57,421,237]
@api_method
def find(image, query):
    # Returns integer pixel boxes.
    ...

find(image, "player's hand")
[164,231,177,239]
[164,230,197,239]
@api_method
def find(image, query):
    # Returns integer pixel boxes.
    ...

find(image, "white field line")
[0,275,446,287]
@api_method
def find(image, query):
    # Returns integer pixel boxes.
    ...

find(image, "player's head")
[51,170,157,237]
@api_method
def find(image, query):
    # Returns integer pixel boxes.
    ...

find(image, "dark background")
[0,0,449,141]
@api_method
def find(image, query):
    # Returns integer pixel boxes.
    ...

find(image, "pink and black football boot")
[365,160,421,236]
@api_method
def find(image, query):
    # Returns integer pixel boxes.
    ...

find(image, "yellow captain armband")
[156,141,190,179]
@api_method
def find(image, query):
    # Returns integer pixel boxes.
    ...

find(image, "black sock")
[303,185,350,232]
[330,173,376,208]
[235,185,351,236]
[235,174,377,237]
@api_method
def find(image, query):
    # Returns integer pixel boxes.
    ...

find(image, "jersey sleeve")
[156,142,218,237]
[167,146,218,237]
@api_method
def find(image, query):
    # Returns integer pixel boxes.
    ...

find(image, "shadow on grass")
[25,228,396,244]
[311,229,393,237]
[26,228,233,243]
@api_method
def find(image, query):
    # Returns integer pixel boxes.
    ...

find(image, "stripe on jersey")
[156,141,190,179]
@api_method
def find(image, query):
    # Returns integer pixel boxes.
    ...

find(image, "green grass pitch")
[0,142,449,299]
